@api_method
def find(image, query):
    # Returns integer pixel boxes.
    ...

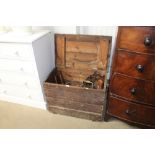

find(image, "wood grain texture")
[66,41,98,53]
[46,97,103,113]
[55,34,65,67]
[65,34,111,42]
[99,39,110,71]
[44,82,104,106]
[47,105,103,121]
[107,26,155,128]
[108,96,155,127]
[110,74,155,106]
[118,26,155,54]
[114,50,155,80]
[55,34,111,81]
[66,51,99,70]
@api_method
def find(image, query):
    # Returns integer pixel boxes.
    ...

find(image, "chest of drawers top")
[0,30,50,43]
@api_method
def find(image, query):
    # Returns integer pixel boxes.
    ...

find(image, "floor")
[0,100,137,129]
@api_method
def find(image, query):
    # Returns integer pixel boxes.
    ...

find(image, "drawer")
[0,84,44,101]
[108,96,155,127]
[0,59,36,75]
[0,43,33,60]
[110,74,155,106]
[115,50,155,80]
[118,27,155,54]
[0,71,40,89]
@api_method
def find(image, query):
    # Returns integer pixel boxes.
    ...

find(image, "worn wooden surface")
[55,34,111,82]
[107,26,155,127]
[44,34,111,121]
[47,106,103,121]
[44,82,104,121]
[44,83,104,105]
[55,34,65,66]
[108,96,155,128]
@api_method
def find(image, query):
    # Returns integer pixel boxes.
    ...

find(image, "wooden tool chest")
[106,26,155,128]
[44,34,112,121]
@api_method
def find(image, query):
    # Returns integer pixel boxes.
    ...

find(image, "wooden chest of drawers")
[106,26,155,128]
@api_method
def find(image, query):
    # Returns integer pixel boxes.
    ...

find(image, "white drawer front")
[0,71,41,89]
[0,84,44,101]
[0,59,36,75]
[0,43,33,60]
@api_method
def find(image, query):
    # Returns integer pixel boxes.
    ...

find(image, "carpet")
[0,100,137,129]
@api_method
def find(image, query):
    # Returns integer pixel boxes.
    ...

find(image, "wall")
[32,26,77,34]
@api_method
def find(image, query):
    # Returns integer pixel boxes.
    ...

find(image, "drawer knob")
[144,37,152,46]
[136,64,144,72]
[125,109,136,115]
[130,88,136,95]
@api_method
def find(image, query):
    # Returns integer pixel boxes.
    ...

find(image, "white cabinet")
[0,31,55,109]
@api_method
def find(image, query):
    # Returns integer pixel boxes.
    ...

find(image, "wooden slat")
[66,41,98,53]
[44,83,104,105]
[46,97,103,113]
[66,52,98,69]
[66,51,97,62]
[55,34,65,67]
[47,106,103,121]
[99,39,110,70]
[66,34,100,42]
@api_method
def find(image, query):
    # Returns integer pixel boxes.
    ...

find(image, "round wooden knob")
[136,64,144,72]
[125,109,130,114]
[144,37,152,46]
[130,88,136,95]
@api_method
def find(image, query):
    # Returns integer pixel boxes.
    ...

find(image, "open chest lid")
[55,34,112,82]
